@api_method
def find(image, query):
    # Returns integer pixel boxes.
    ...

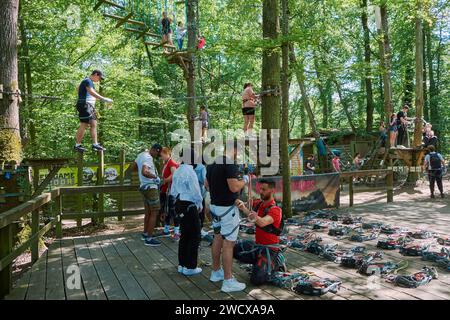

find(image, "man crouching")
[234,179,286,285]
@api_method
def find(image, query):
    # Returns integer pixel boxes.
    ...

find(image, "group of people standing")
[161,12,205,52]
[129,142,283,293]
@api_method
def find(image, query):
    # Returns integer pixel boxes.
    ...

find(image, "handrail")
[0,183,142,299]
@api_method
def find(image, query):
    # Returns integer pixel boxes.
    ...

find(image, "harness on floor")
[342,216,362,225]
[408,230,435,239]
[386,266,438,288]
[293,276,342,296]
[340,251,383,269]
[399,243,430,256]
[358,260,408,276]
[421,247,450,262]
[381,225,409,235]
[270,271,312,288]
[328,225,352,237]
[362,222,385,230]
[349,231,379,242]
[377,236,413,250]
[436,236,450,246]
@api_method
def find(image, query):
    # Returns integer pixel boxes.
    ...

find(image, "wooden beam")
[145,41,176,50]
[0,225,12,298]
[115,12,133,28]
[61,209,145,220]
[103,12,144,28]
[31,165,62,197]
[340,169,391,179]
[123,27,160,39]
[59,184,140,195]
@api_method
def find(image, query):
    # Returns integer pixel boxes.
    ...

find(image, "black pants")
[397,126,407,146]
[161,193,179,227]
[176,200,201,269]
[429,170,444,195]
[199,198,206,228]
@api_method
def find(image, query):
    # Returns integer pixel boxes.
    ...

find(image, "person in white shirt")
[176,21,187,50]
[171,149,204,276]
[127,144,163,246]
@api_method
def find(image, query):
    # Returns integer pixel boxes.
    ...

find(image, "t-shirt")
[305,159,315,172]
[424,136,438,148]
[253,199,282,246]
[206,156,240,206]
[135,151,158,188]
[160,158,179,193]
[332,157,340,172]
[194,164,207,197]
[424,152,444,170]
[200,110,208,123]
[197,38,206,49]
[77,78,96,105]
[176,27,186,40]
[242,86,256,108]
[396,111,406,127]
[161,18,171,33]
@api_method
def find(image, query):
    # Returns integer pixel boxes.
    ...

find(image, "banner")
[38,164,131,187]
[251,173,340,213]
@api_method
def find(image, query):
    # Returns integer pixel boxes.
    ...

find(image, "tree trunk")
[361,0,374,133]
[402,60,414,107]
[333,78,357,133]
[427,22,437,130]
[376,3,393,147]
[313,56,328,129]
[186,0,197,137]
[423,25,428,122]
[261,0,281,131]
[413,2,424,148]
[0,0,22,163]
[280,0,291,218]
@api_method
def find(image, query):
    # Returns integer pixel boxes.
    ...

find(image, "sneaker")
[92,144,105,152]
[74,145,86,153]
[178,265,184,273]
[209,268,224,282]
[201,229,209,237]
[431,194,435,199]
[141,233,149,240]
[182,267,202,276]
[144,237,161,247]
[221,277,246,293]
[173,233,180,241]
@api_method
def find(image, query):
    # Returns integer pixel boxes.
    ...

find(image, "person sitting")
[304,155,316,175]
[234,179,286,285]
[352,153,363,171]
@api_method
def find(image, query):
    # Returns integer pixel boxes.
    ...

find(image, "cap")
[151,143,163,153]
[92,69,105,80]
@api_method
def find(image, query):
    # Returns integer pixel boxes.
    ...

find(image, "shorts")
[242,107,255,116]
[210,204,241,241]
[77,102,97,123]
[202,120,208,129]
[389,126,398,132]
[139,185,160,211]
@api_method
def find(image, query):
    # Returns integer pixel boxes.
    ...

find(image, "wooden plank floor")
[6,199,450,300]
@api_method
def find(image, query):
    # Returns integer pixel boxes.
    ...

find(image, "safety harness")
[399,243,430,256]
[293,277,342,296]
[253,202,284,236]
[358,260,408,276]
[436,236,450,246]
[386,266,438,288]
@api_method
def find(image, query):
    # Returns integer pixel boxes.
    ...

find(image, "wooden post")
[387,159,394,203]
[0,225,12,299]
[77,152,83,227]
[56,195,62,239]
[31,166,39,263]
[349,176,354,207]
[97,151,105,224]
[118,149,125,221]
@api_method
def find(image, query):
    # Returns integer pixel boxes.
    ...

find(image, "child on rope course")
[161,12,173,52]
[241,83,258,137]
[74,70,113,152]
[200,105,209,143]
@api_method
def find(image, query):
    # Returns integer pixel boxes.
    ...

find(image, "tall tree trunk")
[313,56,328,129]
[280,0,291,218]
[423,25,428,122]
[403,60,414,107]
[376,3,393,147]
[427,22,437,131]
[0,0,22,163]
[261,0,281,131]
[333,78,357,133]
[361,0,374,133]
[186,0,197,137]
[413,2,424,148]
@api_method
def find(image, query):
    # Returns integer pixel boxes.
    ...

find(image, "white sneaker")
[221,277,246,293]
[209,268,224,282]
[183,267,202,276]
[201,229,209,237]
[178,265,184,273]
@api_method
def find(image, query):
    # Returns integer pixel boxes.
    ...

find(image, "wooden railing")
[340,169,394,207]
[0,184,143,299]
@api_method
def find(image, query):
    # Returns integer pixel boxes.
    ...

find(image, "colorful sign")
[251,173,340,213]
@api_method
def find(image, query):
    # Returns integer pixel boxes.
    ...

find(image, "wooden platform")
[6,200,450,300]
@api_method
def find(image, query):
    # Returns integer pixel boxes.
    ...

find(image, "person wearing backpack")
[423,145,445,199]
[234,179,285,285]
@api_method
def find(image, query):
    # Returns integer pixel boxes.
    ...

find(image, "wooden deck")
[6,200,450,300]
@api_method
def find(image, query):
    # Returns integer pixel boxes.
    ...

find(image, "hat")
[151,143,163,153]
[92,69,105,80]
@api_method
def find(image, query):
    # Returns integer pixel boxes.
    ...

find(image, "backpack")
[233,239,260,264]
[253,202,284,236]
[250,247,286,286]
[429,153,442,170]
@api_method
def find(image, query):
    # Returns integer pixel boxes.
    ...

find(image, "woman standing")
[388,114,398,148]
[160,147,180,239]
[242,83,257,137]
[171,149,204,276]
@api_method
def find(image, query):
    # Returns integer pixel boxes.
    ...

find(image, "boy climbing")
[74,70,113,152]
[200,105,209,143]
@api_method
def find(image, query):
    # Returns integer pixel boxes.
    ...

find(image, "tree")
[361,0,374,133]
[413,1,424,149]
[0,0,21,163]
[186,0,198,138]
[280,0,291,218]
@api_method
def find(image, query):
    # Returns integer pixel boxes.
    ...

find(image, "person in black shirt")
[161,12,173,52]
[424,130,438,148]
[74,70,113,152]
[304,155,315,175]
[205,143,248,293]
[396,105,409,147]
